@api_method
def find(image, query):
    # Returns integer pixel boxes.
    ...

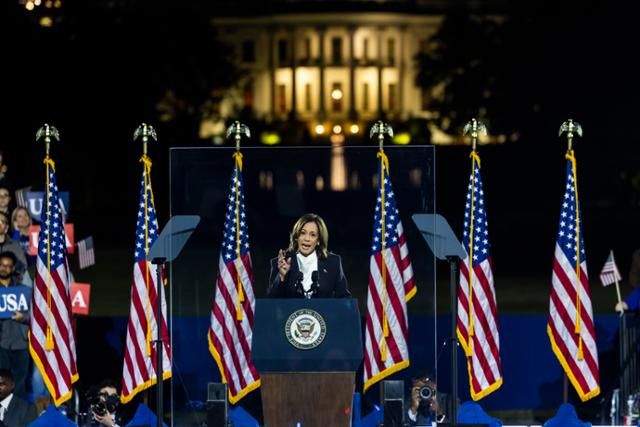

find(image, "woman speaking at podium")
[267,213,350,298]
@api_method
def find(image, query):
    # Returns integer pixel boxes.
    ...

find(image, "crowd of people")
[0,152,44,426]
[0,152,130,427]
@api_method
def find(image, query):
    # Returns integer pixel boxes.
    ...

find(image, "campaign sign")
[25,191,70,223]
[29,224,75,255]
[70,282,91,315]
[0,286,31,319]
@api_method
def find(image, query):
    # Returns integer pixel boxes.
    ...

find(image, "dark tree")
[414,9,619,140]
[6,0,239,144]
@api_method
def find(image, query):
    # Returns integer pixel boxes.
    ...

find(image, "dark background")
[2,0,640,420]
[3,0,639,289]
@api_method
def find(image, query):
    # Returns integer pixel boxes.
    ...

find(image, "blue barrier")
[80,314,621,413]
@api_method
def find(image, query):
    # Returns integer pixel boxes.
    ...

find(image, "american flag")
[599,251,621,287]
[547,151,600,401]
[120,156,171,403]
[77,236,95,269]
[208,153,260,404]
[456,152,502,400]
[14,186,31,208]
[28,159,78,406]
[363,152,416,392]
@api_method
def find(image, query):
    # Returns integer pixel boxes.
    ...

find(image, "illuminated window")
[331,82,343,112]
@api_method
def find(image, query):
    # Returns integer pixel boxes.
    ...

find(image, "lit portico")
[214,12,441,136]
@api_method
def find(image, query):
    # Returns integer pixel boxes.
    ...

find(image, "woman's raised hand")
[277,249,292,281]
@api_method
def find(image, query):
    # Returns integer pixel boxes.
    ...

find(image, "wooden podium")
[252,299,363,427]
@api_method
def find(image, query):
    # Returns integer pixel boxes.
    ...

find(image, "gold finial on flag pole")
[226,121,251,152]
[559,119,583,152]
[36,124,60,157]
[463,118,487,152]
[370,120,394,152]
[133,123,158,156]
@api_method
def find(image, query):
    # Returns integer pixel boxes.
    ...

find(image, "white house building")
[212,12,443,138]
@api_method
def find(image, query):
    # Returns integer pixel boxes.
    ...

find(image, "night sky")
[3,1,640,420]
[3,0,640,305]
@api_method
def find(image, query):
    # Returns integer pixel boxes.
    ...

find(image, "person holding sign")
[0,212,27,287]
[0,252,30,399]
[612,249,640,313]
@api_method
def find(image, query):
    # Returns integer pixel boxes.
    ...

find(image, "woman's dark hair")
[287,213,329,259]
[412,370,434,383]
[96,379,119,392]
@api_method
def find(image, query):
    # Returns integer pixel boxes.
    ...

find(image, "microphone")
[310,270,319,297]
[294,271,305,297]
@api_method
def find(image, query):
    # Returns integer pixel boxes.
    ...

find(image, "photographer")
[85,380,121,427]
[407,372,447,425]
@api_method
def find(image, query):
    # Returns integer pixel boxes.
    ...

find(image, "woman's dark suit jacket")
[267,252,350,298]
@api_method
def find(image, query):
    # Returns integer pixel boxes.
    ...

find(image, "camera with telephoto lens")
[87,393,119,417]
[419,385,435,401]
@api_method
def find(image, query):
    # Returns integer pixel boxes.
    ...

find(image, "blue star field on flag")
[221,163,250,262]
[371,168,400,254]
[462,163,490,265]
[557,160,586,264]
[38,164,67,269]
[134,173,158,262]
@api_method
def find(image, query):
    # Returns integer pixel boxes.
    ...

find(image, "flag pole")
[134,123,164,427]
[462,119,487,356]
[369,121,393,364]
[35,124,60,351]
[558,118,584,403]
[369,121,394,406]
[610,250,623,305]
[225,122,251,321]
